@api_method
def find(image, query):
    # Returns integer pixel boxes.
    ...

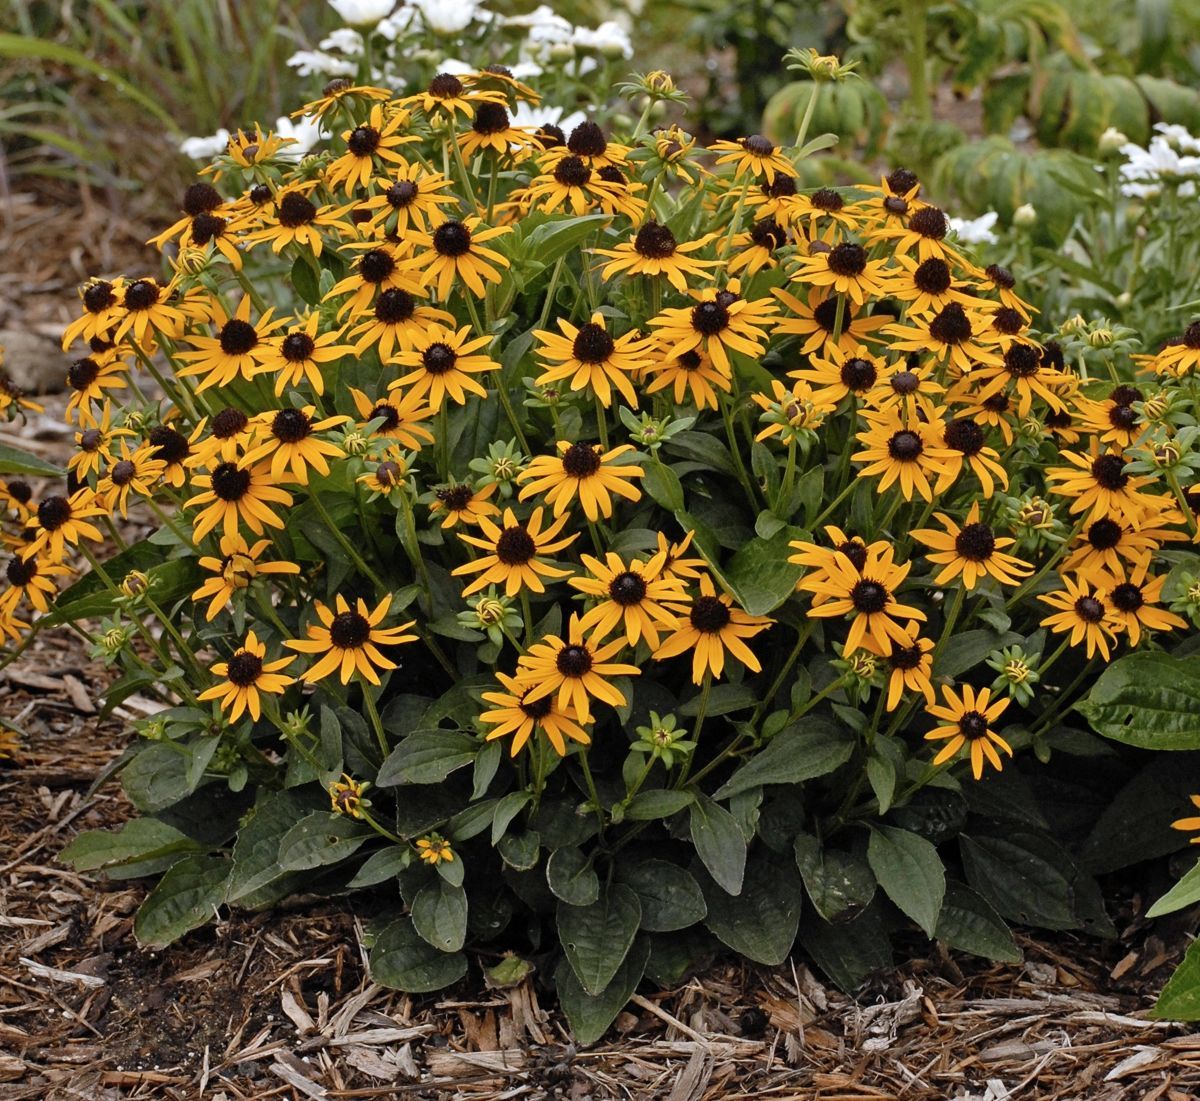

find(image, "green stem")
[811,476,857,530]
[720,395,761,506]
[932,584,966,664]
[751,621,814,725]
[793,80,821,151]
[309,490,386,590]
[903,0,932,123]
[594,393,609,451]
[673,673,712,789]
[493,373,531,454]
[361,681,389,758]
[578,752,606,831]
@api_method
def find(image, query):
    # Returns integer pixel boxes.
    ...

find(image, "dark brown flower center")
[436,484,474,511]
[67,357,101,391]
[991,307,1025,335]
[982,393,1010,414]
[888,643,923,671]
[124,280,159,311]
[750,218,786,249]
[1087,518,1122,550]
[840,357,876,392]
[359,248,395,284]
[562,442,603,478]
[5,480,31,505]
[369,403,400,431]
[1074,595,1105,623]
[385,180,419,208]
[278,191,317,228]
[37,496,71,530]
[887,167,919,194]
[149,425,190,465]
[909,206,947,239]
[375,461,402,487]
[691,301,730,336]
[742,134,775,156]
[1004,343,1040,378]
[433,220,472,257]
[887,430,923,461]
[553,155,591,187]
[810,187,844,211]
[495,526,536,565]
[609,571,647,606]
[347,126,380,157]
[1110,385,1142,407]
[330,611,371,649]
[883,196,909,215]
[281,332,316,362]
[944,418,984,456]
[928,303,972,345]
[429,72,464,98]
[890,370,920,395]
[191,212,226,245]
[764,175,798,199]
[1182,321,1200,349]
[249,183,272,206]
[1110,583,1143,613]
[985,263,1015,290]
[567,121,607,158]
[213,407,249,438]
[472,102,510,135]
[536,124,565,149]
[422,342,457,374]
[813,297,841,333]
[83,281,116,313]
[596,165,627,187]
[220,319,258,356]
[913,258,951,294]
[226,650,264,686]
[6,556,37,586]
[519,692,554,720]
[959,710,988,739]
[850,579,889,614]
[955,522,995,561]
[374,287,415,323]
[272,408,311,443]
[110,459,136,487]
[211,462,251,501]
[827,243,867,277]
[79,429,103,452]
[633,220,677,259]
[1091,453,1129,491]
[556,643,594,677]
[838,539,868,571]
[572,323,615,363]
[690,595,731,632]
[1109,404,1138,430]
[183,182,223,215]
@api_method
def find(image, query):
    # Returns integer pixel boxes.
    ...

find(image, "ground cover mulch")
[4,187,1200,1101]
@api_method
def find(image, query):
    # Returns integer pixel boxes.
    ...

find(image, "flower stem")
[309,489,386,591]
[361,681,389,759]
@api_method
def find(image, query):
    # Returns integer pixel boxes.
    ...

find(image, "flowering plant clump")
[8,42,1200,1037]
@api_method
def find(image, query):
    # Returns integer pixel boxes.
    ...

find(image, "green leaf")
[1148,859,1200,919]
[370,917,467,993]
[547,847,600,907]
[625,789,694,820]
[867,825,945,938]
[376,730,479,786]
[798,905,892,992]
[525,213,611,265]
[1154,938,1200,1020]
[558,884,642,996]
[348,846,411,888]
[935,881,1021,963]
[0,442,64,478]
[1076,652,1200,749]
[793,834,877,923]
[412,879,468,953]
[556,937,649,1046]
[121,742,198,814]
[713,717,854,800]
[134,854,229,949]
[642,461,685,512]
[277,812,372,871]
[226,789,324,903]
[60,818,202,875]
[689,794,746,895]
[491,791,531,844]
[702,848,802,966]
[290,255,320,306]
[498,830,540,871]
[959,831,1078,930]
[721,527,805,616]
[932,628,1022,680]
[617,860,707,932]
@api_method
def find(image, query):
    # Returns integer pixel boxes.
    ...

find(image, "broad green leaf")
[556,937,649,1046]
[1076,652,1200,749]
[226,789,324,902]
[932,628,1022,680]
[642,461,685,512]
[547,847,600,907]
[867,825,945,938]
[793,834,877,922]
[713,718,854,800]
[122,742,197,814]
[412,879,468,953]
[525,213,610,265]
[498,830,540,871]
[558,884,642,996]
[959,831,1078,930]
[702,849,802,966]
[348,846,411,888]
[491,791,531,844]
[617,860,707,932]
[625,789,694,820]
[1154,938,1200,1020]
[1148,859,1200,919]
[689,794,746,895]
[134,854,229,949]
[376,730,479,786]
[0,442,64,478]
[798,905,892,992]
[290,255,320,306]
[370,917,467,993]
[61,818,201,875]
[935,881,1021,963]
[721,527,806,616]
[278,812,372,871]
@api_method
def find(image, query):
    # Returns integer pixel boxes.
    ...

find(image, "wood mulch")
[3,191,1200,1101]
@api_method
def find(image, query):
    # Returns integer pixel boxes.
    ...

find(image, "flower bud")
[1013,203,1037,228]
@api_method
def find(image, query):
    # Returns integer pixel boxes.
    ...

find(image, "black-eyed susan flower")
[62,277,126,350]
[870,204,966,264]
[751,379,835,444]
[790,342,885,406]
[1062,513,1185,576]
[186,407,254,469]
[457,100,538,160]
[327,241,425,320]
[524,155,642,219]
[1046,445,1158,527]
[348,288,454,360]
[846,171,923,230]
[96,440,166,517]
[800,541,926,654]
[198,630,294,722]
[1075,385,1148,448]
[349,387,435,450]
[146,423,192,488]
[22,490,105,562]
[402,71,507,121]
[878,626,936,712]
[924,684,1012,780]
[429,481,499,528]
[147,182,247,268]
[516,613,640,723]
[389,324,499,409]
[653,574,772,684]
[69,402,132,480]
[193,533,301,622]
[0,554,70,618]
[657,530,707,582]
[648,282,777,377]
[933,417,1009,497]
[886,253,985,318]
[644,347,730,411]
[243,185,353,257]
[912,503,1033,590]
[570,549,686,648]
[287,594,418,685]
[177,297,286,393]
[970,340,1070,419]
[594,221,717,293]
[186,460,293,541]
[359,161,458,235]
[257,313,356,396]
[1146,320,1200,378]
[852,409,955,502]
[787,186,865,235]
[329,773,370,819]
[1100,554,1187,646]
[294,79,390,122]
[534,312,651,409]
[710,135,795,183]
[243,406,349,483]
[540,119,630,172]
[452,506,576,597]
[518,441,643,521]
[885,302,1003,375]
[789,240,889,306]
[64,352,128,426]
[866,355,945,425]
[416,834,455,866]
[401,216,512,299]
[480,671,590,756]
[789,526,870,608]
[727,216,789,276]
[772,287,891,356]
[114,277,190,343]
[325,104,417,194]
[1039,574,1118,660]
[357,454,410,499]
